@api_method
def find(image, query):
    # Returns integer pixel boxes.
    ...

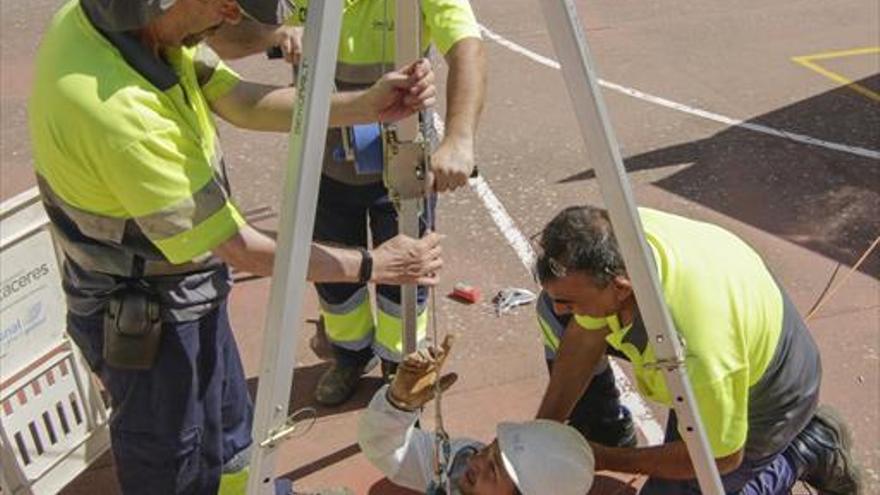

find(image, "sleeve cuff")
[201,62,241,102]
[154,200,245,264]
[375,385,421,418]
[435,30,482,55]
[574,314,609,330]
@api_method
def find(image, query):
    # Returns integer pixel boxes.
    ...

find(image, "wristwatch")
[357,247,373,283]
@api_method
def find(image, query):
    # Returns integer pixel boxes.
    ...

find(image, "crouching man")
[358,337,594,495]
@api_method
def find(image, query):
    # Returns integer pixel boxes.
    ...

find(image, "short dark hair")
[534,205,625,286]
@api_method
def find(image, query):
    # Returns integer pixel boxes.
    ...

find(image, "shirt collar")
[80,1,179,91]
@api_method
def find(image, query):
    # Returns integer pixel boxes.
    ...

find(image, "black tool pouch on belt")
[103,284,162,370]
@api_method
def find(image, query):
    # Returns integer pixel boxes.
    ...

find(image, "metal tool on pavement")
[493,288,537,316]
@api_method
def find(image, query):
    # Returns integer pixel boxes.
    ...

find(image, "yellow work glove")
[387,335,458,411]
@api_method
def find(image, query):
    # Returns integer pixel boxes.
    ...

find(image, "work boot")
[315,360,365,406]
[581,405,638,448]
[786,405,862,494]
[381,359,399,384]
[314,344,379,406]
[314,361,361,406]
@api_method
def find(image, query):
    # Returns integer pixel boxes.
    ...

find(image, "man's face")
[456,440,517,495]
[153,0,243,47]
[542,270,632,319]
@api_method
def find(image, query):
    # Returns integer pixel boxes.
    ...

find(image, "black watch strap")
[357,248,373,283]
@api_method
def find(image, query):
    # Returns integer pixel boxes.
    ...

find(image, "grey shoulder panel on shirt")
[745,285,821,459]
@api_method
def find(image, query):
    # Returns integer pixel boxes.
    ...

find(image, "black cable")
[806,263,842,318]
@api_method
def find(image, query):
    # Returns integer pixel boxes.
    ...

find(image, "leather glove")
[387,335,458,411]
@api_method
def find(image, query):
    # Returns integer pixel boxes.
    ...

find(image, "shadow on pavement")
[281,442,362,482]
[245,364,385,421]
[560,74,880,278]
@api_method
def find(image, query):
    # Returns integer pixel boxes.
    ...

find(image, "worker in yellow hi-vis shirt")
[29,1,441,493]
[212,0,488,406]
[533,205,862,494]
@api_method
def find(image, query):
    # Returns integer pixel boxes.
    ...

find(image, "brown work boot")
[788,405,863,494]
[314,360,366,406]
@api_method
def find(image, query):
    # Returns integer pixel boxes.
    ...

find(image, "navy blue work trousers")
[312,175,433,362]
[67,300,253,495]
[640,412,798,495]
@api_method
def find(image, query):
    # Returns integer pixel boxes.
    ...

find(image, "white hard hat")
[497,420,594,495]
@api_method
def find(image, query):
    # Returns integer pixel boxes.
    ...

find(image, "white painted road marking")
[479,25,880,161]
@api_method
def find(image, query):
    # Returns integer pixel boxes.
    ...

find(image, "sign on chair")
[0,188,110,495]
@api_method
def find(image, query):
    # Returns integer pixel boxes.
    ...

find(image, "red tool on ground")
[449,282,480,304]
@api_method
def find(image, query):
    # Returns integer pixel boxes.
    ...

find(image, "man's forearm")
[593,441,744,480]
[213,223,277,277]
[214,224,363,280]
[594,441,696,479]
[328,90,375,127]
[211,82,374,132]
[441,37,486,142]
[307,243,363,282]
[536,319,608,420]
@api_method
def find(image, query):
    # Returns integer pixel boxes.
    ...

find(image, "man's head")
[83,0,291,47]
[456,420,594,495]
[535,205,634,318]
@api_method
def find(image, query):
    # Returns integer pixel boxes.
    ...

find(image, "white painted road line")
[480,25,880,161]
[468,175,537,271]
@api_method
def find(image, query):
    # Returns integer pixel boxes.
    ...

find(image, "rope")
[382,2,452,491]
[805,235,879,321]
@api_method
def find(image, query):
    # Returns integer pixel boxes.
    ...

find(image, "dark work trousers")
[312,174,434,365]
[67,300,253,495]
[640,412,798,494]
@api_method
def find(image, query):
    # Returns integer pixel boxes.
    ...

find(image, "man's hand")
[431,136,475,192]
[388,335,458,411]
[361,58,436,123]
[274,25,303,64]
[370,232,443,286]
